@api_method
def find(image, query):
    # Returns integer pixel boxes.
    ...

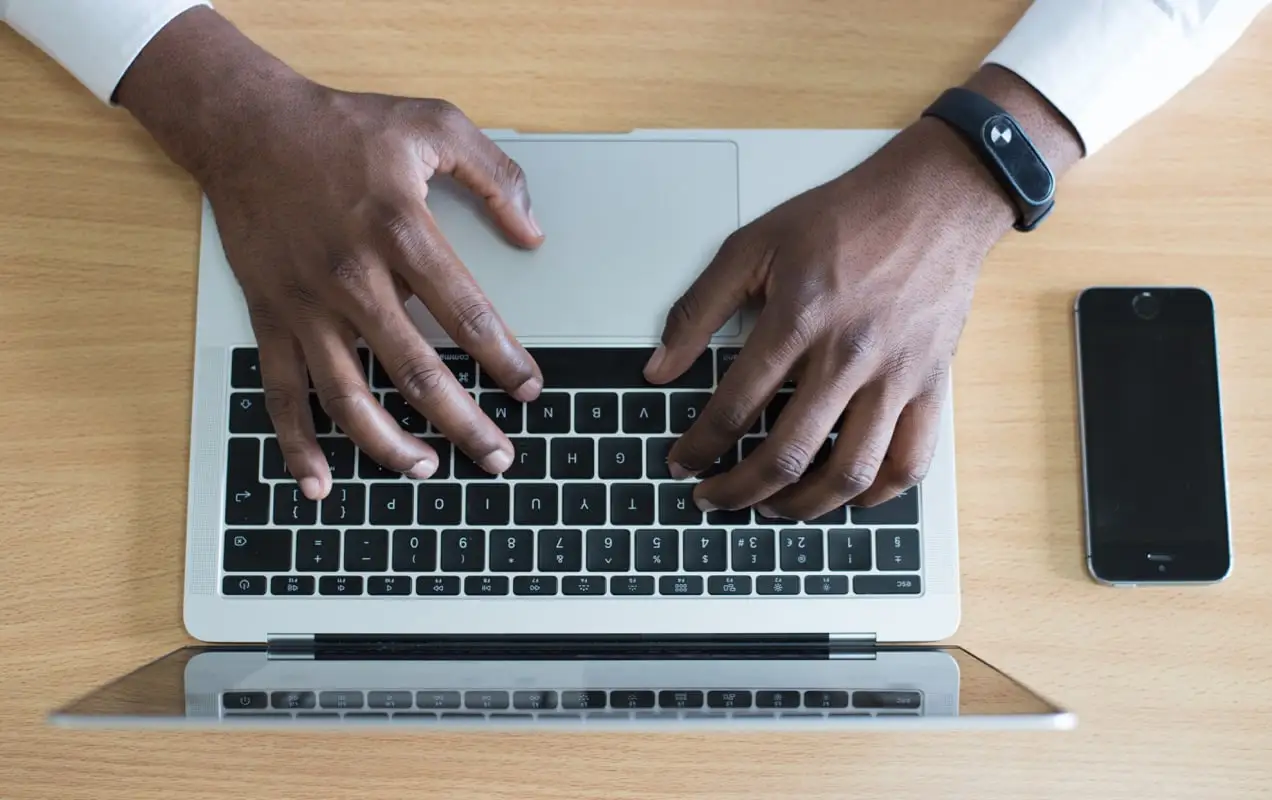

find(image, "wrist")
[960,64,1083,178]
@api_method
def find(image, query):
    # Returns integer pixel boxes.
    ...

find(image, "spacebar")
[480,348,714,389]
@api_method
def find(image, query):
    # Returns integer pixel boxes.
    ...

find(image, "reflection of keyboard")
[221,346,923,598]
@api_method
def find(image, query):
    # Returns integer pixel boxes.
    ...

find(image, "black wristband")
[921,87,1055,232]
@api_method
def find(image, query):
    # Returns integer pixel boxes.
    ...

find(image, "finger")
[253,315,330,501]
[298,315,440,478]
[644,229,767,384]
[381,204,542,402]
[854,380,945,507]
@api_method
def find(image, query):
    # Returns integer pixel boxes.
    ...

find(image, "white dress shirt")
[1,0,1269,155]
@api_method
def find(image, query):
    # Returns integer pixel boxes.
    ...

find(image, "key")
[598,438,642,479]
[669,392,712,434]
[586,529,630,571]
[514,483,558,526]
[658,575,704,596]
[224,529,291,572]
[505,438,547,480]
[271,575,315,596]
[708,506,752,525]
[573,392,619,434]
[763,392,792,431]
[308,393,333,434]
[482,348,711,390]
[756,575,799,595]
[610,483,655,525]
[513,691,559,710]
[465,575,510,596]
[701,443,739,479]
[490,529,535,572]
[527,392,570,434]
[780,529,824,571]
[513,575,559,596]
[317,437,356,479]
[262,438,289,479]
[225,438,269,525]
[223,691,267,710]
[658,483,702,525]
[683,529,728,572]
[622,392,666,434]
[417,575,460,596]
[756,691,801,709]
[854,691,921,710]
[319,575,363,595]
[358,450,401,480]
[368,691,414,710]
[392,529,437,571]
[321,483,366,525]
[453,448,489,479]
[273,484,317,525]
[271,691,316,710]
[804,574,850,595]
[417,483,462,525]
[466,483,510,525]
[465,690,510,710]
[851,488,919,525]
[808,504,848,525]
[610,575,655,596]
[382,392,429,433]
[562,575,605,596]
[343,529,388,572]
[854,575,921,594]
[804,690,850,709]
[740,437,763,460]
[827,529,872,571]
[707,690,753,709]
[645,437,675,479]
[223,575,266,595]
[562,484,606,525]
[611,690,656,709]
[441,529,484,572]
[480,392,524,434]
[230,348,262,388]
[296,529,340,572]
[561,690,608,710]
[385,348,475,388]
[731,529,775,572]
[415,437,452,479]
[538,529,583,572]
[708,575,752,595]
[659,690,704,709]
[550,438,594,479]
[370,483,414,525]
[635,529,678,572]
[877,529,921,571]
[229,392,273,434]
[319,691,365,710]
[416,690,462,710]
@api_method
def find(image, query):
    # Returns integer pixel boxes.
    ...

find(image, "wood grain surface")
[1,2,1270,798]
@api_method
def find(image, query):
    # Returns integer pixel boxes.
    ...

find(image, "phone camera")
[1132,291,1161,320]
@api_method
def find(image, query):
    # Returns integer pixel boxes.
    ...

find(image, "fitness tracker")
[921,87,1055,232]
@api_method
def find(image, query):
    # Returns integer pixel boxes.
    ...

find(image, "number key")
[828,529,872,571]
[877,528,921,571]
[440,530,484,572]
[490,529,535,572]
[538,529,582,572]
[392,529,437,572]
[635,529,678,572]
[780,529,824,571]
[683,529,727,571]
[731,529,775,571]
[586,529,630,572]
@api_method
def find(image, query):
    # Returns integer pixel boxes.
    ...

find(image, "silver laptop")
[52,129,1072,730]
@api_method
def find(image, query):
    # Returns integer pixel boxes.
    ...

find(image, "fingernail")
[668,461,697,480]
[644,345,667,378]
[695,497,718,513]
[528,208,543,238]
[511,376,542,403]
[405,455,438,480]
[480,448,514,475]
[299,477,323,501]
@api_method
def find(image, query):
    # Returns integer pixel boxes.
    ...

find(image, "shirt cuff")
[3,0,211,104]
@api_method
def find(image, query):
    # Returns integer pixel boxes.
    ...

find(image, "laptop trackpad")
[412,139,741,343]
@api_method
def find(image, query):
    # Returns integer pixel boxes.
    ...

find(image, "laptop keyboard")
[221,346,923,598]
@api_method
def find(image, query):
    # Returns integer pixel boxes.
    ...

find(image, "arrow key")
[229,392,274,434]
[225,438,269,525]
[230,348,263,389]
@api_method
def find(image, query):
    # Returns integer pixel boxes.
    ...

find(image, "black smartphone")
[1074,287,1231,585]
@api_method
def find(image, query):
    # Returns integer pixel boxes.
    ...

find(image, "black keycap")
[561,690,608,710]
[731,529,775,572]
[538,529,582,572]
[611,690,655,709]
[763,392,793,431]
[308,393,333,434]
[808,504,848,525]
[386,348,476,388]
[669,392,712,434]
[490,529,535,572]
[417,690,462,709]
[877,529,921,571]
[658,575,704,596]
[755,505,786,524]
[513,691,558,710]
[827,529,872,571]
[223,575,266,595]
[586,529,630,571]
[465,690,510,710]
[269,484,314,526]
[550,438,594,479]
[804,690,850,709]
[417,575,461,596]
[466,483,510,525]
[708,506,752,525]
[368,691,413,710]
[804,575,850,595]
[343,529,388,572]
[296,530,340,572]
[635,529,678,572]
[480,392,524,434]
[271,575,315,596]
[229,392,273,434]
[514,483,557,526]
[707,690,753,709]
[224,529,291,572]
[854,691,921,710]
[610,483,655,525]
[757,575,799,595]
[684,529,728,572]
[622,393,666,434]
[486,348,710,390]
[513,575,558,596]
[271,691,316,710]
[527,393,570,433]
[851,488,919,525]
[701,443,739,479]
[854,575,921,594]
[440,530,484,571]
[223,691,267,710]
[382,392,429,433]
[598,437,642,479]
[225,438,269,525]
[708,575,752,595]
[562,484,606,525]
[505,438,547,480]
[370,483,414,525]
[574,392,619,434]
[780,529,824,571]
[465,575,510,596]
[658,483,702,525]
[358,451,400,480]
[392,529,436,571]
[418,483,462,525]
[319,691,364,710]
[659,690,704,709]
[645,437,675,479]
[316,437,356,479]
[740,437,763,460]
[230,348,262,388]
[319,575,363,595]
[262,438,289,479]
[453,448,489,479]
[756,691,801,709]
[610,575,655,595]
[562,575,605,595]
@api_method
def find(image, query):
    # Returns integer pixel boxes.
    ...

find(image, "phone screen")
[1075,287,1230,583]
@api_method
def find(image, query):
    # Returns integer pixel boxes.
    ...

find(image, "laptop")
[52,129,1073,730]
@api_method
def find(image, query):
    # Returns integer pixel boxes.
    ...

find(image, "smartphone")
[1074,287,1231,585]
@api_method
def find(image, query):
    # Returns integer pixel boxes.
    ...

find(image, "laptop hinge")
[828,633,877,660]
[268,634,316,660]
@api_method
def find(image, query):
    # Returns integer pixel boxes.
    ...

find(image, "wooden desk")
[1,1,1269,797]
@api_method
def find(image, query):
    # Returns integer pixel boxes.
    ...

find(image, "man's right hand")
[117,7,543,500]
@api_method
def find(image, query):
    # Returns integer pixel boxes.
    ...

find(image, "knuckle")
[420,98,469,138]
[327,252,371,295]
[700,400,754,443]
[262,387,302,423]
[314,380,366,420]
[830,462,879,497]
[664,289,702,337]
[892,455,932,489]
[278,279,322,313]
[449,294,501,344]
[394,356,450,402]
[494,157,528,194]
[762,441,817,486]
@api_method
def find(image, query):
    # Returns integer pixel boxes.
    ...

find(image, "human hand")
[118,8,543,499]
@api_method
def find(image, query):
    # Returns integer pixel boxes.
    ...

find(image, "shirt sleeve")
[983,0,1271,155]
[1,0,211,104]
